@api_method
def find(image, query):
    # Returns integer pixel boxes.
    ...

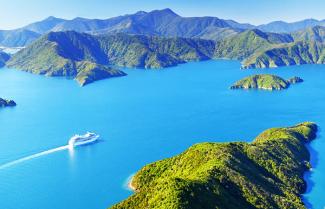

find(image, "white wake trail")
[0,145,70,170]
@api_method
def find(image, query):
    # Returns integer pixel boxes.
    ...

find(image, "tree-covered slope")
[7,26,325,75]
[6,31,126,86]
[0,51,10,67]
[230,74,303,90]
[97,33,216,68]
[242,41,325,69]
[111,122,317,209]
[214,29,293,60]
[292,25,325,42]
[7,31,216,70]
[242,26,325,69]
[6,31,217,85]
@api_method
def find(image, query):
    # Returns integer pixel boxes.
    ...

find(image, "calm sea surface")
[0,60,324,209]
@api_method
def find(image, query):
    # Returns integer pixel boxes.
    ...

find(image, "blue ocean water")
[0,60,324,209]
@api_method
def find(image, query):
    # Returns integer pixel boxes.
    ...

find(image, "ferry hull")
[74,136,99,146]
[69,135,99,148]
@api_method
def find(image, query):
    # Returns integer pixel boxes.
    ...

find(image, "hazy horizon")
[0,0,325,30]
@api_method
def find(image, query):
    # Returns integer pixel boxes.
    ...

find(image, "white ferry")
[68,132,99,148]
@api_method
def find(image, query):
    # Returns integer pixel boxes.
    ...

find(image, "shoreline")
[126,174,137,192]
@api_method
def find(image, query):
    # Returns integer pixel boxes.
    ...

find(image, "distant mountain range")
[257,19,325,33]
[0,9,247,47]
[3,9,325,85]
[7,25,325,85]
[2,8,325,47]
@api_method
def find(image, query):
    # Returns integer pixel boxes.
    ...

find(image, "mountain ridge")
[6,31,216,85]
[7,26,325,81]
[3,9,325,48]
[242,26,325,69]
[0,8,253,47]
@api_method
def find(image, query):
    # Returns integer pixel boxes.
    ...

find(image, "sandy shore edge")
[126,174,137,192]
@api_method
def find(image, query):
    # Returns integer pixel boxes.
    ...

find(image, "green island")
[110,122,317,209]
[0,98,16,107]
[230,74,303,90]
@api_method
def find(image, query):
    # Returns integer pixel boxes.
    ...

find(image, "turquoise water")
[0,60,324,209]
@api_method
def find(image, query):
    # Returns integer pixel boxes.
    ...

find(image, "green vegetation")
[75,62,126,86]
[97,33,215,68]
[230,74,303,90]
[6,26,325,82]
[110,122,317,209]
[242,26,325,69]
[0,98,16,107]
[6,31,127,86]
[6,31,216,85]
[214,29,293,60]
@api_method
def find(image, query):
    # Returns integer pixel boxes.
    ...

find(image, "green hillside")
[0,51,10,67]
[242,26,325,69]
[6,31,216,85]
[7,26,325,80]
[6,31,126,86]
[214,29,293,60]
[111,122,317,209]
[97,33,216,68]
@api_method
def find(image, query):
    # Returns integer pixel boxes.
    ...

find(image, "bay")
[0,60,324,209]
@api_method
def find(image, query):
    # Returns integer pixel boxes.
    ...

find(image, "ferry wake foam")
[0,132,99,170]
[0,145,70,170]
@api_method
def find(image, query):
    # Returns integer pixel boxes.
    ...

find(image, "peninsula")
[111,122,317,209]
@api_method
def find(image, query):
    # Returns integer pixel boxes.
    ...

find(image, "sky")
[1,0,325,29]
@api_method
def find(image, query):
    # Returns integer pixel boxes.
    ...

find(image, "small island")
[111,122,317,209]
[230,74,303,90]
[0,98,16,107]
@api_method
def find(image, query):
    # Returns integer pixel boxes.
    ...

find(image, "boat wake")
[0,145,70,170]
